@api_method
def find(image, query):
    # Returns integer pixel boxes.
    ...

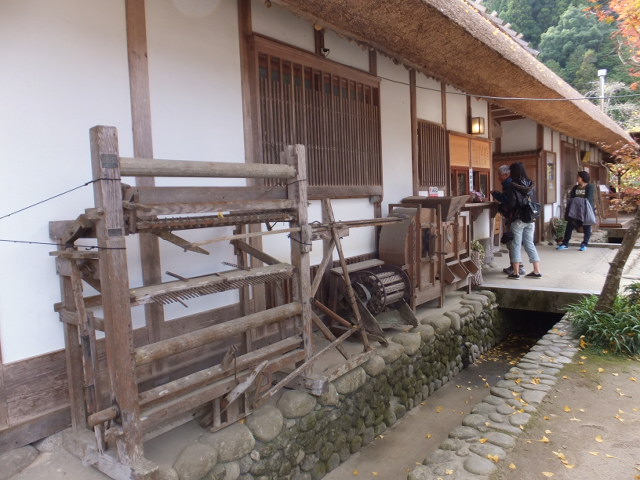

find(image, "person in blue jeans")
[502,162,543,279]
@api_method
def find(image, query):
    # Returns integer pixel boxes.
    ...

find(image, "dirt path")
[491,351,640,480]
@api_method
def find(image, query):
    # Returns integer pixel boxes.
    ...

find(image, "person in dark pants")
[492,164,525,276]
[557,171,597,251]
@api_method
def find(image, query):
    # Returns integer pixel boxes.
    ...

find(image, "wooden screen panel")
[417,120,447,188]
[470,138,491,169]
[255,37,382,196]
[449,133,470,167]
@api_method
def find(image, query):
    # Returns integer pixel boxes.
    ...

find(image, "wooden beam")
[314,27,325,57]
[119,157,295,179]
[132,185,287,204]
[136,198,295,216]
[126,0,166,349]
[410,69,418,196]
[134,302,302,366]
[369,49,377,76]
[90,126,143,464]
[0,406,71,453]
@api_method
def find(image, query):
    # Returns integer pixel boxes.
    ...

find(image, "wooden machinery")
[379,195,478,308]
[48,126,395,479]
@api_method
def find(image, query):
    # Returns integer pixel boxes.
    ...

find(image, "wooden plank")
[0,406,70,454]
[308,185,383,199]
[233,240,283,265]
[90,126,143,464]
[137,198,295,216]
[329,258,384,275]
[119,157,295,179]
[138,337,302,409]
[134,302,302,366]
[133,185,287,204]
[410,69,418,196]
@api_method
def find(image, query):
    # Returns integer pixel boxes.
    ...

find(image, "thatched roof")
[273,0,636,153]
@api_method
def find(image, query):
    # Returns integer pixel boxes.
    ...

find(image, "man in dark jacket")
[557,171,596,251]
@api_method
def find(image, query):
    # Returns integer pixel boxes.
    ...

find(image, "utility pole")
[598,69,607,112]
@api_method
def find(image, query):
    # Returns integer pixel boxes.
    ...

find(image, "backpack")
[514,188,540,223]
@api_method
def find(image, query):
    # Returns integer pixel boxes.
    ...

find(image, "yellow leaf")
[565,464,576,469]
[569,417,581,422]
[595,435,604,443]
[605,454,618,459]
[353,470,359,476]
[580,355,587,360]
[542,472,555,477]
[597,385,603,390]
[618,409,625,414]
[539,436,550,443]
[552,451,566,460]
[562,375,569,379]
[563,405,571,412]
[630,377,637,382]
[217,211,224,219]
[615,414,624,422]
[578,361,585,365]
[543,416,551,420]
[487,454,500,463]
[579,336,587,348]
[612,372,619,376]
[515,378,522,384]
[532,378,541,384]
[589,451,599,456]
[598,367,605,373]
[545,430,553,434]
[509,463,517,470]
[435,406,444,413]
[372,473,379,477]
[444,469,454,475]
[579,408,585,412]
[425,433,432,439]
[479,438,488,443]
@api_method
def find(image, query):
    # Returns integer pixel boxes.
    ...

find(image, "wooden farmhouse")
[0,0,635,477]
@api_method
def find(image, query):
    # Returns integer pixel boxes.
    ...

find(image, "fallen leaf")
[595,435,604,443]
[542,472,554,477]
[444,469,454,475]
[597,385,603,390]
[562,375,569,379]
[619,409,625,414]
[612,372,619,376]
[479,438,488,444]
[372,473,379,477]
[589,451,599,456]
[435,406,444,413]
[545,429,553,434]
[615,415,624,422]
[605,454,618,459]
[515,378,522,384]
[563,405,572,412]
[565,464,576,469]
[487,454,500,463]
[580,355,587,360]
[426,433,432,439]
[630,377,637,382]
[579,408,585,412]
[552,451,567,460]
[569,417,582,422]
[532,377,541,384]
[598,368,605,373]
[509,463,517,470]
[539,436,550,443]
[353,470,359,476]
[543,416,551,420]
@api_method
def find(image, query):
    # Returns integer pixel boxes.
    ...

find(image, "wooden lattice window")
[255,36,382,198]
[417,120,448,189]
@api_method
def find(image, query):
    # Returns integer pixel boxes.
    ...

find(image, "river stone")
[376,342,405,363]
[483,395,506,406]
[489,386,514,399]
[277,390,317,418]
[425,449,456,465]
[0,446,38,480]
[522,351,544,362]
[173,443,217,480]
[522,389,547,405]
[478,289,496,302]
[392,332,422,355]
[471,403,496,416]
[440,438,466,451]
[412,324,436,343]
[443,311,461,331]
[362,355,385,376]
[521,383,552,392]
[421,314,451,335]
[495,380,517,388]
[212,462,241,480]
[497,404,515,415]
[462,414,489,430]
[509,412,531,427]
[33,431,64,453]
[333,367,367,395]
[460,299,482,315]
[327,452,341,472]
[449,426,481,440]
[464,454,497,476]
[246,406,284,442]
[488,412,506,423]
[484,431,516,449]
[318,382,339,406]
[464,293,490,306]
[486,421,522,436]
[469,442,507,459]
[201,424,254,462]
[158,466,179,480]
[407,465,432,480]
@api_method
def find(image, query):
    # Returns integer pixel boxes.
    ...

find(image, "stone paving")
[408,317,579,480]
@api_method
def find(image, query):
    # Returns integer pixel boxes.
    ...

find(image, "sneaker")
[556,245,569,250]
[507,273,520,280]
[526,272,542,278]
[579,245,587,251]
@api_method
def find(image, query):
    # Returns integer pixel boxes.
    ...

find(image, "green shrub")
[568,294,640,356]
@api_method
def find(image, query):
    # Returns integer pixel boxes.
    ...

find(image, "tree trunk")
[596,208,640,311]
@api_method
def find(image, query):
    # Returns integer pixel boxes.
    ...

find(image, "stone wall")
[157,290,505,480]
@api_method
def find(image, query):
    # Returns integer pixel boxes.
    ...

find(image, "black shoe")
[507,273,520,280]
[526,272,542,278]
[503,267,513,275]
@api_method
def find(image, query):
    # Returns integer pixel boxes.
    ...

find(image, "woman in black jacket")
[557,171,596,251]
[503,162,543,279]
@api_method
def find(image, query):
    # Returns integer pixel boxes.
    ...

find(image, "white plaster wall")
[378,56,413,211]
[416,74,442,124]
[251,0,314,52]
[500,118,537,152]
[145,0,246,320]
[445,86,468,134]
[323,31,370,72]
[0,0,133,362]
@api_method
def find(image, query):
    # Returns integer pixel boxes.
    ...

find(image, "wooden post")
[90,126,143,464]
[285,145,313,363]
[410,69,419,196]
